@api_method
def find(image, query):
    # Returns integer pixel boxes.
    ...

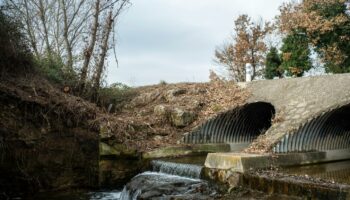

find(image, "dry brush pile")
[100,78,250,151]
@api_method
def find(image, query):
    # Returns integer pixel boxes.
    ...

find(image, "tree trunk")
[38,0,52,59]
[91,10,113,101]
[79,0,100,94]
[24,0,40,58]
[250,49,256,80]
[61,0,74,72]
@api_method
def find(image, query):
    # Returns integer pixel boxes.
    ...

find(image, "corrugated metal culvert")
[183,102,275,144]
[273,104,350,153]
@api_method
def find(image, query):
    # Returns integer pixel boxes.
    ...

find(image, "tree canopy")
[280,32,312,77]
[278,0,350,73]
[214,14,271,82]
[265,47,282,79]
[3,0,130,100]
[215,0,350,81]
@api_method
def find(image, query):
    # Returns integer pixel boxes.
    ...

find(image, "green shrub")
[34,54,79,87]
[34,55,65,84]
[159,80,168,85]
[0,8,32,73]
[98,83,137,112]
[211,104,223,112]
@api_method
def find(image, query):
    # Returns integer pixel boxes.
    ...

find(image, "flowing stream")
[119,158,218,200]
[21,157,350,200]
[151,160,203,178]
[21,156,216,200]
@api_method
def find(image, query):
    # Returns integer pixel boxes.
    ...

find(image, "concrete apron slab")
[143,143,231,159]
[142,143,250,159]
[205,149,350,172]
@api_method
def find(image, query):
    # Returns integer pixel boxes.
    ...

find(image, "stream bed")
[18,157,350,200]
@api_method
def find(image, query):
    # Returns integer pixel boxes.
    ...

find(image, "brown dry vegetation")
[97,78,250,151]
[0,74,98,128]
[0,72,101,193]
[1,71,249,153]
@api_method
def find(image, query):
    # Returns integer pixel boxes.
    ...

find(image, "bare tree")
[91,0,130,100]
[79,0,100,93]
[214,43,246,82]
[23,0,40,57]
[4,0,90,64]
[4,0,130,99]
[91,10,112,100]
[59,0,91,71]
[37,0,52,58]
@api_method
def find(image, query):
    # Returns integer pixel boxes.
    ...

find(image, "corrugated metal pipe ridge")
[183,102,275,144]
[273,104,350,153]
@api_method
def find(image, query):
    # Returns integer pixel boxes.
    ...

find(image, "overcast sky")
[106,0,288,86]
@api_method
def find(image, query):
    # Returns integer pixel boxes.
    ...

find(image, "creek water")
[25,156,217,200]
[281,160,350,185]
[18,157,350,200]
[118,157,218,199]
[24,190,123,200]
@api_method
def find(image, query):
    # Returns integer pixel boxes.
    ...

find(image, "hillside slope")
[0,70,248,196]
[103,79,249,151]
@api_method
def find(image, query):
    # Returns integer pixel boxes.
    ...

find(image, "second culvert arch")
[273,103,350,153]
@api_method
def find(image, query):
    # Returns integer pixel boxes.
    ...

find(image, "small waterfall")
[119,160,205,200]
[119,186,141,200]
[151,160,203,179]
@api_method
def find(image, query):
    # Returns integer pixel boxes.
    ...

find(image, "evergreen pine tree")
[280,32,312,77]
[265,47,282,79]
[278,0,350,73]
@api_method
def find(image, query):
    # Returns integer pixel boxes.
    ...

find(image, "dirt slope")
[102,79,249,151]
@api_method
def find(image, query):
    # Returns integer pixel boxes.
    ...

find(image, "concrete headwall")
[247,73,350,152]
[182,74,350,153]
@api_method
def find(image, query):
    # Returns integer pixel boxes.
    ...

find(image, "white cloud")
[107,0,288,86]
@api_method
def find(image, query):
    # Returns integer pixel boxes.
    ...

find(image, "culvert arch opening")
[273,103,350,153]
[183,102,275,145]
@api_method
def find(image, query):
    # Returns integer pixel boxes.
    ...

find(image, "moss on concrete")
[142,143,231,159]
